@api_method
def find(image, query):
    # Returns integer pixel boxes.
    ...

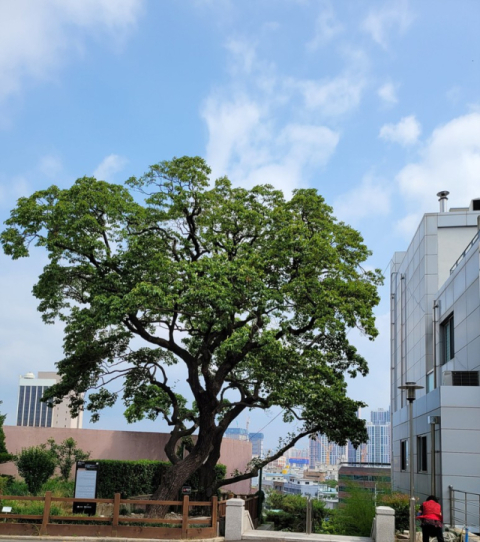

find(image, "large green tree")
[1,156,382,506]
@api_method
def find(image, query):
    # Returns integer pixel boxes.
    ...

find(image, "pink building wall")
[0,425,252,494]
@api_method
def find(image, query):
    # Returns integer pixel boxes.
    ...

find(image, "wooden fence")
[0,492,218,539]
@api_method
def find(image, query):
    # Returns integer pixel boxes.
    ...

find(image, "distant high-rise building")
[16,372,83,429]
[366,423,390,464]
[312,408,390,467]
[248,432,264,457]
[370,407,390,426]
[285,446,309,460]
[224,428,248,441]
[366,408,391,464]
[309,434,346,466]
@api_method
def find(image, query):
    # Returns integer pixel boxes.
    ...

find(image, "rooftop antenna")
[437,191,449,212]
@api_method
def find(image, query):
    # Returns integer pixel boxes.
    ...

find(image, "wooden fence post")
[211,496,218,532]
[182,495,189,538]
[40,491,52,535]
[112,493,121,528]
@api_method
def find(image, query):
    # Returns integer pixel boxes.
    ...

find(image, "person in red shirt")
[418,495,444,542]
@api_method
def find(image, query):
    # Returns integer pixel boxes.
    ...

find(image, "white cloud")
[378,82,398,106]
[225,39,258,75]
[300,74,365,117]
[333,173,392,223]
[202,39,344,194]
[307,1,343,50]
[279,124,339,167]
[202,93,339,194]
[0,0,144,102]
[394,212,422,238]
[379,115,421,146]
[93,154,128,182]
[362,0,414,49]
[396,112,480,210]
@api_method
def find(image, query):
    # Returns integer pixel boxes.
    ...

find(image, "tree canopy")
[1,156,382,499]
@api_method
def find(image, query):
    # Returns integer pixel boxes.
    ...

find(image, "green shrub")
[1,498,63,516]
[380,492,410,532]
[42,477,75,497]
[264,492,326,532]
[5,478,29,496]
[333,484,376,537]
[47,438,90,481]
[0,474,14,494]
[14,446,57,495]
[95,459,226,499]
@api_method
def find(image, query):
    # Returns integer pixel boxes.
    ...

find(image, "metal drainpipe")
[449,485,454,527]
[430,421,436,496]
[401,274,406,407]
[433,301,439,389]
[391,272,399,412]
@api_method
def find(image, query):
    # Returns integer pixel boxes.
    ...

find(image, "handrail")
[450,230,480,275]
[449,486,480,528]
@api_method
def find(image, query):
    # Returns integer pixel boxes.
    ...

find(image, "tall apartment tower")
[370,407,390,426]
[345,408,390,464]
[16,372,83,429]
[248,432,264,458]
[309,434,347,466]
[390,194,480,526]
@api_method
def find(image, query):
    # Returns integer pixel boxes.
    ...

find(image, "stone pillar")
[225,498,245,541]
[375,506,395,542]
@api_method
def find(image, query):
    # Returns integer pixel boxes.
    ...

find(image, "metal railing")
[449,486,480,529]
[450,230,480,275]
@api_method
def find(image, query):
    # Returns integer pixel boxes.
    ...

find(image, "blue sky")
[0,0,479,451]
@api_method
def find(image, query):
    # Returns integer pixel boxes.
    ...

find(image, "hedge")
[93,459,226,499]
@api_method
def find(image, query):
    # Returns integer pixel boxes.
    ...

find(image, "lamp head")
[398,381,424,402]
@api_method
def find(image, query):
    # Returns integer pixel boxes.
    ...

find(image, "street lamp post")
[399,381,424,542]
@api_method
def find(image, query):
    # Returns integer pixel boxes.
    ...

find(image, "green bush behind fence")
[94,460,226,499]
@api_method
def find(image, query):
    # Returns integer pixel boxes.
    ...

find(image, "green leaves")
[2,155,383,485]
[14,446,57,495]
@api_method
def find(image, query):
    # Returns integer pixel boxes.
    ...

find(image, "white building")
[390,193,480,527]
[16,372,83,429]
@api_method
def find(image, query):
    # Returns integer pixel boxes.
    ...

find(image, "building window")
[442,313,454,363]
[426,371,434,393]
[417,436,427,472]
[401,439,408,471]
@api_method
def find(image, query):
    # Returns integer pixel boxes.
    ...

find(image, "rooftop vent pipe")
[437,191,449,212]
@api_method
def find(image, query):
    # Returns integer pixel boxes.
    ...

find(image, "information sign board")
[73,461,99,515]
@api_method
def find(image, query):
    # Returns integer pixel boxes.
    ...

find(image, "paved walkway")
[0,532,372,542]
[242,531,372,542]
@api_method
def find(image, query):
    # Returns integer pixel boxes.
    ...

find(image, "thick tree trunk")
[147,417,219,517]
[194,459,221,501]
[193,425,224,500]
[148,459,199,518]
